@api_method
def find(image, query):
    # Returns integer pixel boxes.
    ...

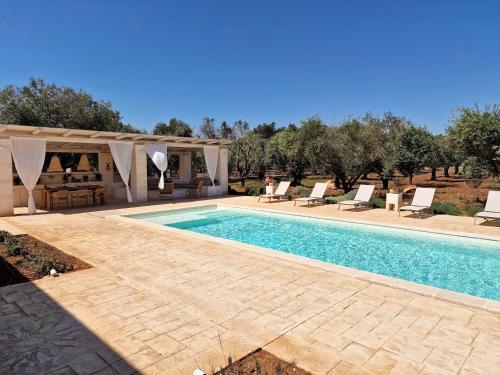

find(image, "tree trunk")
[363,172,368,179]
[381,177,389,190]
[334,176,340,188]
[342,181,352,193]
[408,174,413,185]
[454,164,460,174]
[239,178,245,187]
[431,167,437,180]
[444,166,450,177]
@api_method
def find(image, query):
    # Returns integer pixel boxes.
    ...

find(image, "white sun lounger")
[474,191,500,225]
[399,187,435,216]
[258,181,291,203]
[337,185,375,210]
[294,182,328,206]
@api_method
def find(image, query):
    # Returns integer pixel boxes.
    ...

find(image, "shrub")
[431,201,461,216]
[465,207,483,217]
[6,242,29,257]
[325,189,357,204]
[369,196,385,208]
[246,187,261,196]
[24,253,72,277]
[294,186,310,198]
[0,230,15,245]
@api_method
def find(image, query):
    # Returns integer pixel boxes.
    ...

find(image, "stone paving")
[1,196,500,374]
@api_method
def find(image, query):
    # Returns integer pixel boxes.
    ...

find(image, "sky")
[1,0,499,134]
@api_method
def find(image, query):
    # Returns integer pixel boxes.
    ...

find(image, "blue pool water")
[128,206,500,301]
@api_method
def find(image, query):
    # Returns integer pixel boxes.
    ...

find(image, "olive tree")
[322,119,379,192]
[447,105,500,175]
[0,78,141,133]
[394,125,434,184]
[266,127,306,185]
[153,118,193,137]
[230,131,266,186]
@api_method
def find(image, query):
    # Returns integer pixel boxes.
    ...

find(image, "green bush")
[431,201,461,216]
[294,186,310,198]
[246,187,261,196]
[325,189,357,204]
[369,196,385,208]
[465,207,483,217]
[6,242,29,257]
[0,230,15,245]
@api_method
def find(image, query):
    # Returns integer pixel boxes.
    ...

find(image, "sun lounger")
[337,185,375,210]
[258,181,291,203]
[474,191,500,225]
[399,187,435,216]
[294,182,328,206]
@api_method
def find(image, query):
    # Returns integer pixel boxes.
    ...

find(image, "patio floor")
[1,196,499,374]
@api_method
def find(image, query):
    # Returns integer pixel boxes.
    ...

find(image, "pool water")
[128,205,500,301]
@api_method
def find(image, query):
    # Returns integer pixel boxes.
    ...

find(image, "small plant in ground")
[294,186,310,198]
[465,207,483,217]
[274,363,282,375]
[369,196,385,208]
[24,253,72,276]
[325,189,357,204]
[0,230,15,244]
[431,201,461,216]
[6,242,29,257]
[247,187,261,196]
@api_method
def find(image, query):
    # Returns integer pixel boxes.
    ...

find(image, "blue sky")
[1,0,499,133]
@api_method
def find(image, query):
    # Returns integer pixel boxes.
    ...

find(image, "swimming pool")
[128,205,500,301]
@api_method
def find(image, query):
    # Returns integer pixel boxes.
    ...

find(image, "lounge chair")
[294,182,328,206]
[258,181,291,203]
[398,187,435,216]
[337,184,375,210]
[474,191,500,225]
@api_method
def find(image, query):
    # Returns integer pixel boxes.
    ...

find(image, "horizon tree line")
[1,78,499,191]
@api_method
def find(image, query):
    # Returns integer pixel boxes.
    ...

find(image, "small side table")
[265,185,275,195]
[386,192,403,212]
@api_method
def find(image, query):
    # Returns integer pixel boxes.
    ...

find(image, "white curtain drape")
[146,144,168,189]
[108,141,134,203]
[203,145,219,186]
[10,137,47,214]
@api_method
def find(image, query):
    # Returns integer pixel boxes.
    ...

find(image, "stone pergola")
[0,124,231,216]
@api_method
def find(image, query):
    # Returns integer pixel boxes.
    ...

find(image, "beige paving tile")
[1,196,499,374]
[145,333,186,356]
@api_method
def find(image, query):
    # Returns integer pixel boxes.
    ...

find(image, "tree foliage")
[0,78,141,133]
[394,125,434,184]
[321,119,380,192]
[152,118,193,137]
[447,105,500,175]
[199,117,218,139]
[266,126,306,185]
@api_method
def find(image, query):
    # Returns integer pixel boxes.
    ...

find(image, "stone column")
[130,144,148,203]
[179,151,192,184]
[98,150,114,199]
[0,139,14,216]
[215,147,229,194]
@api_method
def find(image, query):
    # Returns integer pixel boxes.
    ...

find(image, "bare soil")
[215,349,310,375]
[0,234,91,287]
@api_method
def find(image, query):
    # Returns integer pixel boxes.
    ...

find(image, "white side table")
[386,193,403,211]
[265,185,275,195]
